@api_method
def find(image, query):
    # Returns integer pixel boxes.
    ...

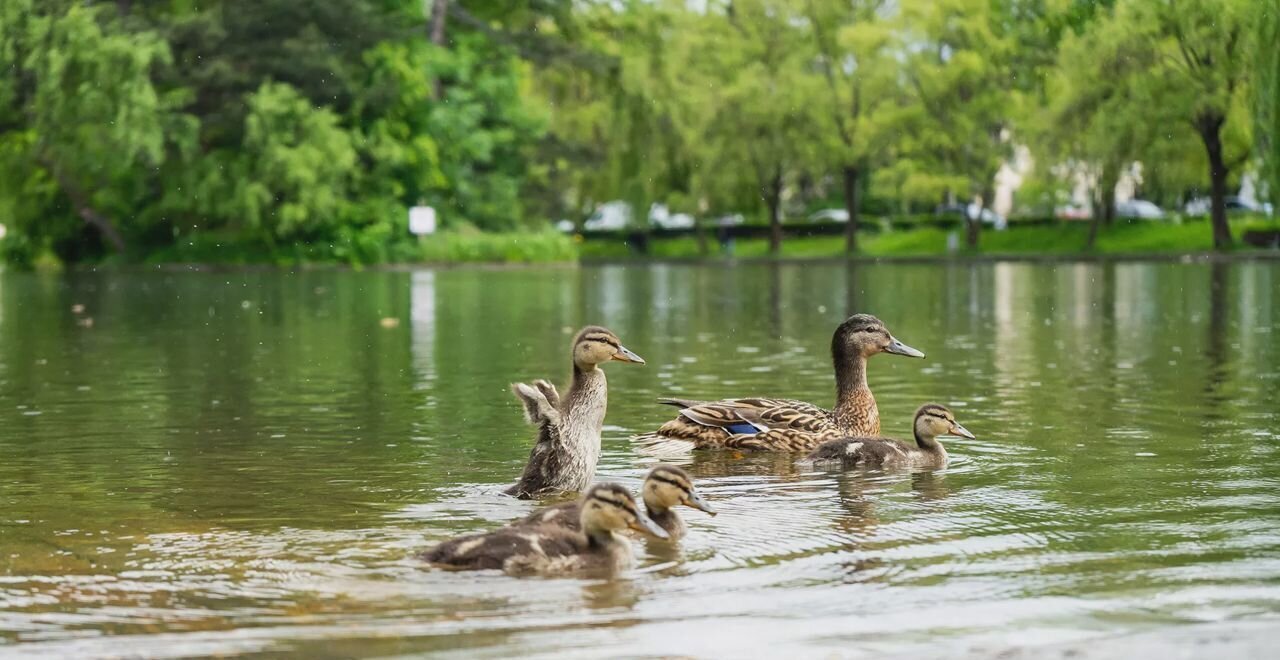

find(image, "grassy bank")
[135,228,579,267]
[579,219,1277,260]
[14,219,1276,270]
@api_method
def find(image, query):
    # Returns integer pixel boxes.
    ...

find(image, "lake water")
[1,260,1278,658]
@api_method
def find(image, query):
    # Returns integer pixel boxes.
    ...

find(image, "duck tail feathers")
[629,432,697,456]
[657,397,704,409]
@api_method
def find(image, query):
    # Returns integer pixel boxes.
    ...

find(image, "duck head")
[913,403,975,441]
[832,314,925,360]
[580,483,669,540]
[642,464,717,516]
[573,326,645,370]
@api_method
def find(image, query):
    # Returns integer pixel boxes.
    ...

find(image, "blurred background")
[0,0,1276,267]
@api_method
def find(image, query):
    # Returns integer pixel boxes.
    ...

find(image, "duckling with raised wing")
[506,326,645,499]
[518,464,716,539]
[804,404,974,469]
[420,483,667,576]
[631,314,923,453]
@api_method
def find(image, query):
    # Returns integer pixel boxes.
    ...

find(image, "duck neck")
[644,501,679,535]
[832,350,878,435]
[562,362,607,464]
[913,427,946,456]
[584,526,615,549]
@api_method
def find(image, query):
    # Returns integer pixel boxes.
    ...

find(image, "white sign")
[409,206,437,235]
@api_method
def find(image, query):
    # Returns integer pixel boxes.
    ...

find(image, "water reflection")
[1,261,1279,656]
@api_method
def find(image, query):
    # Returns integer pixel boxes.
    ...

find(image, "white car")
[1116,199,1165,220]
[582,201,631,231]
[649,204,696,229]
[807,208,849,223]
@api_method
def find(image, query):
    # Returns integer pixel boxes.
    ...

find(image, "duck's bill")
[950,422,976,439]
[630,514,670,540]
[612,345,646,364]
[884,336,925,358]
[686,491,717,516]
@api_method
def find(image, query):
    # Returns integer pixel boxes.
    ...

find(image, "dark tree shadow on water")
[1203,261,1232,420]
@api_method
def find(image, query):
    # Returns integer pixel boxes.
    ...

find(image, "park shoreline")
[41,248,1280,274]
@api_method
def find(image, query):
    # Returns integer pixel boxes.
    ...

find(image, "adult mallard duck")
[506,326,645,499]
[631,314,923,453]
[518,464,716,540]
[803,404,974,469]
[420,483,667,576]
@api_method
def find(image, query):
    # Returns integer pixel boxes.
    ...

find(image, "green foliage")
[0,0,1271,266]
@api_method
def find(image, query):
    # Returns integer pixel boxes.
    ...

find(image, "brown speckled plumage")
[631,314,923,453]
[506,327,644,499]
[421,484,665,576]
[804,404,974,469]
[511,465,715,539]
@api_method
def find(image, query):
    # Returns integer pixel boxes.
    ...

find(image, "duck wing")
[512,501,582,530]
[801,436,914,466]
[506,381,571,499]
[632,398,835,453]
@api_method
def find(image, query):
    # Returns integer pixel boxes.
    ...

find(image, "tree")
[899,0,1016,248]
[803,0,899,253]
[0,0,188,261]
[1255,2,1280,209]
[1085,0,1254,249]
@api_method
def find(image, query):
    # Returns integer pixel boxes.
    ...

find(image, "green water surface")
[1,261,1278,657]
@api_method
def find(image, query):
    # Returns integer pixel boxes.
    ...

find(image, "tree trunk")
[842,165,860,254]
[428,0,450,101]
[694,218,708,256]
[39,154,128,254]
[1085,211,1101,250]
[965,195,981,249]
[1100,167,1117,227]
[429,0,450,45]
[766,171,783,255]
[1196,112,1234,249]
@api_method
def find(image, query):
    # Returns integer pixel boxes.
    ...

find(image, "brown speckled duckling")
[506,327,645,499]
[632,314,923,453]
[420,484,666,576]
[518,464,716,539]
[804,404,974,469]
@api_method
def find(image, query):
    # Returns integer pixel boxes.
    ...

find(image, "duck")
[506,326,645,499]
[420,483,667,576]
[803,404,974,468]
[630,314,923,453]
[517,464,716,539]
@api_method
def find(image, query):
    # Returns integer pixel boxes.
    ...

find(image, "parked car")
[711,213,746,226]
[1116,199,1165,220]
[806,208,849,223]
[1055,204,1092,221]
[1184,196,1272,216]
[649,204,696,230]
[582,201,631,231]
[935,204,1007,230]
[582,201,700,231]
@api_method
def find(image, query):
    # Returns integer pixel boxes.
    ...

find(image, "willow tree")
[0,0,182,260]
[1085,0,1254,249]
[803,0,899,253]
[1256,2,1280,209]
[899,0,1016,249]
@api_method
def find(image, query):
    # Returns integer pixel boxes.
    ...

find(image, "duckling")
[518,464,716,539]
[420,483,667,576]
[803,404,974,468]
[631,314,924,453]
[506,326,645,499]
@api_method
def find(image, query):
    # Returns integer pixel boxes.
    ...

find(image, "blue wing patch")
[724,421,761,435]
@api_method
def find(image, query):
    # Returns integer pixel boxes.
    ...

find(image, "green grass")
[141,228,579,266]
[411,229,577,263]
[578,219,1262,260]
